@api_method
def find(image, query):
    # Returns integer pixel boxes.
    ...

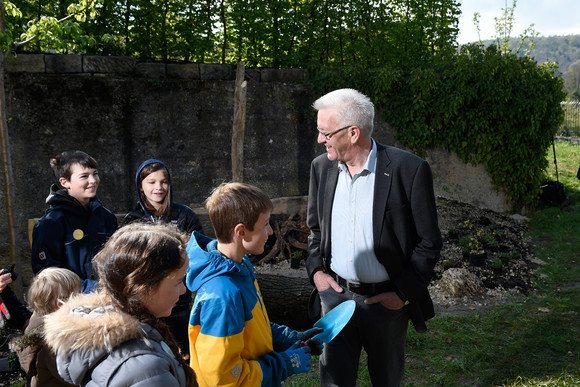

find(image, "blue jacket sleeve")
[257,350,294,387]
[270,323,300,352]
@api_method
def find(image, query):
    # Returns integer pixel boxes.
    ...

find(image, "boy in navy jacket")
[31,150,117,292]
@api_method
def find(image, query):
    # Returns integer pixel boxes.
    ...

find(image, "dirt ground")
[253,196,540,316]
[428,197,539,315]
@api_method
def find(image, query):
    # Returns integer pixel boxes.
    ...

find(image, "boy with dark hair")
[186,182,320,387]
[31,150,118,292]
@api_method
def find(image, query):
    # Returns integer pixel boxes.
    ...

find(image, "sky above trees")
[458,0,580,44]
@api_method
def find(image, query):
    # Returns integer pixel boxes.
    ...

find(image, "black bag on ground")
[539,139,567,206]
[539,179,566,205]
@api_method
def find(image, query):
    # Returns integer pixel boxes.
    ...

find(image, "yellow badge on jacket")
[73,229,84,240]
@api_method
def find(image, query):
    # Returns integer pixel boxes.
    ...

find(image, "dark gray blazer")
[306,142,442,332]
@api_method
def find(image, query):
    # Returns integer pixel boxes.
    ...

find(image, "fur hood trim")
[43,292,144,355]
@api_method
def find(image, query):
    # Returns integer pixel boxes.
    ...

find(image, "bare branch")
[14,1,95,48]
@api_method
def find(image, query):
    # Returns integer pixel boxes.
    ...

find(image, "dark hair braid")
[141,314,197,386]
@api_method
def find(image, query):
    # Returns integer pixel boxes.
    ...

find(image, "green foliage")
[7,0,460,67]
[458,236,470,252]
[2,1,566,211]
[306,43,566,211]
[564,60,580,101]
[485,0,539,56]
[490,257,503,269]
[2,0,100,54]
[8,351,19,371]
[472,34,580,100]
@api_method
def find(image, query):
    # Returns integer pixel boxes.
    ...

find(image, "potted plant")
[467,229,487,266]
[290,249,303,269]
[491,258,503,274]
[460,221,487,266]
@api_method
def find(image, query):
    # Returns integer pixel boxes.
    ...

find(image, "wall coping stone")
[83,55,136,74]
[245,68,262,82]
[199,63,234,80]
[261,68,306,83]
[166,63,200,79]
[136,62,167,78]
[45,54,82,73]
[6,54,310,83]
[5,54,45,73]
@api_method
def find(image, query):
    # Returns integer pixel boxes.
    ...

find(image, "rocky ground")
[0,197,540,385]
[0,328,26,385]
[428,197,539,315]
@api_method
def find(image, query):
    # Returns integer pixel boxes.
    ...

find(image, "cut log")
[255,272,315,330]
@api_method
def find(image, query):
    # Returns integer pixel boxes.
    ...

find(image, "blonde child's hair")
[27,267,82,315]
[205,182,273,243]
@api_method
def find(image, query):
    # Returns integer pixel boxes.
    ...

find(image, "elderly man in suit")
[306,88,442,386]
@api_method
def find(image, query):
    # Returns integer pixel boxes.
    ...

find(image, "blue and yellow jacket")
[186,232,300,387]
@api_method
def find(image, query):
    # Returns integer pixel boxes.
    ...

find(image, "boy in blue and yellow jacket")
[186,182,321,387]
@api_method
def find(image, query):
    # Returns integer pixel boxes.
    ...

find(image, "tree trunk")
[256,272,315,330]
[231,61,246,182]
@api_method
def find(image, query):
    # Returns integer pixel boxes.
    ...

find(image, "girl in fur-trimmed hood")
[43,222,197,387]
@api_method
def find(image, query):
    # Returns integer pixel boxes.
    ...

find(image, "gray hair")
[313,88,375,137]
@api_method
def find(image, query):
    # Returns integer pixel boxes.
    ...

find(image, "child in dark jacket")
[121,159,203,358]
[122,159,203,233]
[31,151,118,293]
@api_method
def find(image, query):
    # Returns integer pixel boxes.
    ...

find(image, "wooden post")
[0,4,23,298]
[232,61,247,182]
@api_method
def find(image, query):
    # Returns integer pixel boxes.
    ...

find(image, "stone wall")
[0,54,509,267]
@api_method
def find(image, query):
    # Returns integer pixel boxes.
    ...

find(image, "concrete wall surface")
[0,54,509,266]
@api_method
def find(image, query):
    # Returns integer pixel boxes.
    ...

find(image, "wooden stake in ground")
[232,61,247,182]
[0,6,23,298]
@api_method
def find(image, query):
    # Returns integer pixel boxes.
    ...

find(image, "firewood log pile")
[255,213,309,266]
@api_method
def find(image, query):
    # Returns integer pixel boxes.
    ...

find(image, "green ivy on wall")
[307,44,566,212]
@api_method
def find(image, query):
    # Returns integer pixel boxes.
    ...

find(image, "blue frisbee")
[311,300,356,343]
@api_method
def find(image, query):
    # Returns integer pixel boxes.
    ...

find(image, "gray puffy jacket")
[44,292,187,386]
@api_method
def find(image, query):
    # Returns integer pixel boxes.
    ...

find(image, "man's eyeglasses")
[316,125,353,140]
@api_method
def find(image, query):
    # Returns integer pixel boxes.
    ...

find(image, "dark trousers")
[318,287,409,387]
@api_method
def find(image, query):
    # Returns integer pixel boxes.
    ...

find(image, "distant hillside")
[521,34,580,75]
[472,34,580,76]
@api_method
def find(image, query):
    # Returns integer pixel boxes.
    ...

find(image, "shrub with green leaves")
[308,44,566,211]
